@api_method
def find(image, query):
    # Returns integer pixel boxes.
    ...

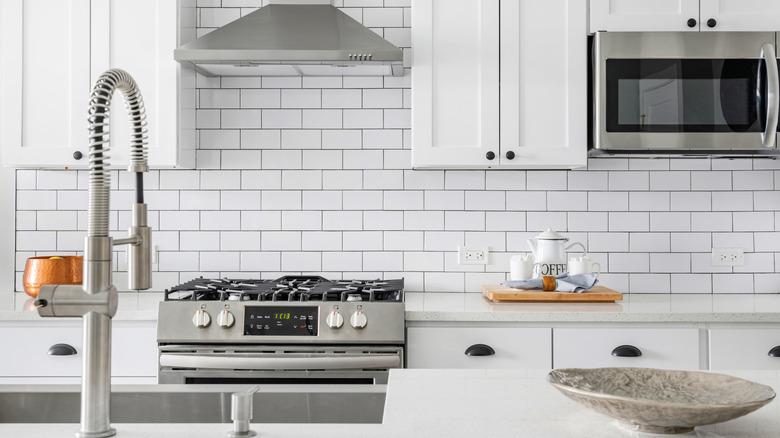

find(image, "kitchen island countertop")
[405,292,780,323]
[1,368,778,437]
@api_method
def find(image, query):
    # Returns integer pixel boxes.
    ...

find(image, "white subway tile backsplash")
[609,172,649,191]
[649,171,690,191]
[733,212,774,232]
[671,274,712,294]
[11,5,780,295]
[302,232,342,251]
[609,253,649,273]
[670,192,711,211]
[691,171,731,191]
[712,192,753,211]
[527,171,567,191]
[650,253,691,273]
[733,171,773,190]
[609,212,649,232]
[322,130,361,149]
[590,232,629,252]
[691,212,732,232]
[445,171,485,190]
[445,212,485,231]
[548,192,587,211]
[485,172,525,190]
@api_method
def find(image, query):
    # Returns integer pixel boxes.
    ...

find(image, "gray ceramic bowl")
[548,368,776,434]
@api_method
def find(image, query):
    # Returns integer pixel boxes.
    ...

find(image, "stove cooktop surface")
[165,276,404,303]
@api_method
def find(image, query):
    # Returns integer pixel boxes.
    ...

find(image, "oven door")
[158,345,403,385]
[594,32,779,152]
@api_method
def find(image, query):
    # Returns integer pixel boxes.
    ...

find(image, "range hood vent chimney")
[175,2,404,77]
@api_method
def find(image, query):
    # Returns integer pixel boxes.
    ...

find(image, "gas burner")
[165,276,404,303]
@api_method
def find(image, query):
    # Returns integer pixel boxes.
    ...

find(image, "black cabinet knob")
[73,151,83,160]
[485,151,496,160]
[769,346,780,357]
[505,151,516,160]
[48,343,77,356]
[611,345,642,358]
[707,18,717,28]
[687,18,697,28]
[465,344,495,357]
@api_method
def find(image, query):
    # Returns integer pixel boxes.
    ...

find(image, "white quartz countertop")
[2,369,778,437]
[4,293,780,324]
[0,292,162,321]
[405,293,780,323]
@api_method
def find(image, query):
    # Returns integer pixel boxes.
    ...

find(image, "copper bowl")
[23,256,83,298]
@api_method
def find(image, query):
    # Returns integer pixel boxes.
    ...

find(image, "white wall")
[12,0,780,294]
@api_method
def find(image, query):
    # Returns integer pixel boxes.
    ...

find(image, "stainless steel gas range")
[157,276,405,385]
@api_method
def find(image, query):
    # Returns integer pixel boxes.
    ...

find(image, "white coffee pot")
[527,229,584,277]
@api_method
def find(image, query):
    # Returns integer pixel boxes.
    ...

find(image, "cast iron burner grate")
[164,276,404,303]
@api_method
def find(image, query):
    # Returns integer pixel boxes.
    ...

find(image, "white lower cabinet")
[709,328,780,370]
[0,320,157,383]
[407,327,552,369]
[553,328,701,370]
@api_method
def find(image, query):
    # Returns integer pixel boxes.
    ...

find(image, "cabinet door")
[590,0,701,32]
[407,327,552,369]
[0,0,91,168]
[411,0,500,168]
[553,328,702,370]
[0,320,157,378]
[700,0,780,31]
[91,0,194,169]
[710,328,780,370]
[500,0,586,169]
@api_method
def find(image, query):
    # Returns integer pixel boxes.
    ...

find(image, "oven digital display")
[244,306,318,336]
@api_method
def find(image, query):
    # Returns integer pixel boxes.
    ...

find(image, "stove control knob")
[350,306,368,329]
[192,308,211,328]
[217,308,235,328]
[326,307,344,329]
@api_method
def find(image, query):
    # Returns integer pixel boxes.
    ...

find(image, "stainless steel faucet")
[35,69,152,438]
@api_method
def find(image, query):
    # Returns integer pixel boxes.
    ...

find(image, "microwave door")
[595,32,778,153]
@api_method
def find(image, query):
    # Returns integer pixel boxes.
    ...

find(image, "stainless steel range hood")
[175,2,404,77]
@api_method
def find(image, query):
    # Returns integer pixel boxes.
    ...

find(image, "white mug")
[510,254,538,281]
[568,256,600,278]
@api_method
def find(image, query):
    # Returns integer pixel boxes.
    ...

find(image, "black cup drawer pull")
[611,345,642,358]
[465,344,495,357]
[769,346,780,357]
[48,343,77,356]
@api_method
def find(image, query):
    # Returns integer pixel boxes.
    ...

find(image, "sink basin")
[0,385,385,424]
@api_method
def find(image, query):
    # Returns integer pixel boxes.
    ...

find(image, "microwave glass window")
[606,59,766,133]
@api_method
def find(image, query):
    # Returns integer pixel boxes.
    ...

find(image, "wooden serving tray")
[481,284,623,303]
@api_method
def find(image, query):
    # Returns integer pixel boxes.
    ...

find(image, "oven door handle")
[159,354,401,370]
[760,43,779,147]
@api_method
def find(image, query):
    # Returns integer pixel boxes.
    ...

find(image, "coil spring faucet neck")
[36,68,152,438]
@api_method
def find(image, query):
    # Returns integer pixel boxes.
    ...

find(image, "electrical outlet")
[711,248,745,267]
[458,246,489,265]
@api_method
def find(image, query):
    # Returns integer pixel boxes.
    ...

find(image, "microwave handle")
[760,43,779,147]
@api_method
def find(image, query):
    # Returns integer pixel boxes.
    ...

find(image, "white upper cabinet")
[591,0,780,33]
[411,0,500,168]
[699,0,780,32]
[412,0,586,169]
[0,0,91,167]
[499,0,586,168]
[0,0,196,169]
[590,0,700,32]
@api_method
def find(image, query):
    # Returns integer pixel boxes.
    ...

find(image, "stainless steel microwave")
[592,32,779,155]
